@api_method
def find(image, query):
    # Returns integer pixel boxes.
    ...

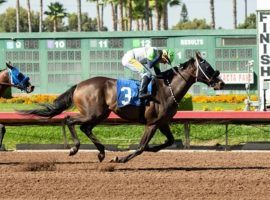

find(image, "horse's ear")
[195,51,202,61]
[6,62,13,69]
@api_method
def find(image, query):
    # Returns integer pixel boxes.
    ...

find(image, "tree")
[209,0,215,29]
[172,18,211,30]
[68,12,100,31]
[162,0,181,30]
[180,3,188,22]
[26,0,32,32]
[154,0,162,30]
[77,0,82,32]
[0,7,39,32]
[107,0,118,31]
[44,2,67,32]
[16,0,20,32]
[87,0,101,31]
[39,0,43,32]
[238,13,256,29]
[233,0,237,29]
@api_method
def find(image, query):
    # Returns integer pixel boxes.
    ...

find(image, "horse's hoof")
[69,147,77,156]
[98,153,105,162]
[110,156,119,163]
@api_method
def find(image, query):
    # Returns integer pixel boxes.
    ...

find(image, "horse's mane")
[159,57,195,83]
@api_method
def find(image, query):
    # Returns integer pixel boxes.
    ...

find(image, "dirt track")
[0,151,270,199]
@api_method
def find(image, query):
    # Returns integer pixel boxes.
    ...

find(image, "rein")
[165,57,213,106]
[0,82,20,89]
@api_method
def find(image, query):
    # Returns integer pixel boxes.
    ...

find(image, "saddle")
[117,79,154,107]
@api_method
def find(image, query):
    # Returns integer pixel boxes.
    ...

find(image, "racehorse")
[19,52,225,163]
[0,62,35,149]
[0,62,35,95]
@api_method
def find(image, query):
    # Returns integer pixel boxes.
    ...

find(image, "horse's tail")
[18,85,77,118]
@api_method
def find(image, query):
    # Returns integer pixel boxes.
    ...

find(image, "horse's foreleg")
[112,125,157,163]
[65,116,80,156]
[145,124,174,152]
[0,124,6,149]
[80,124,105,162]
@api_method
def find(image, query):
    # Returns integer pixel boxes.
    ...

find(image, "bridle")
[166,57,220,106]
[0,69,27,90]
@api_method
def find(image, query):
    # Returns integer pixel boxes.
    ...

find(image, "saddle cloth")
[117,79,152,107]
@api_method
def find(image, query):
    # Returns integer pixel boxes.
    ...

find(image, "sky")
[0,0,257,30]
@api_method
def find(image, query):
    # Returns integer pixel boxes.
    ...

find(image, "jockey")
[122,47,175,99]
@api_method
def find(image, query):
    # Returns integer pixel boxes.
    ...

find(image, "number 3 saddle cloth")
[117,79,152,107]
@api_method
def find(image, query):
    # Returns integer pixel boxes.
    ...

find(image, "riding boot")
[139,76,152,99]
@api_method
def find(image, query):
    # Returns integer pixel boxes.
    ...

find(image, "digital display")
[90,39,124,48]
[24,40,39,49]
[108,39,123,48]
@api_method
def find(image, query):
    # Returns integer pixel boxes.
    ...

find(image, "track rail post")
[225,124,229,151]
[184,122,190,149]
[61,122,68,149]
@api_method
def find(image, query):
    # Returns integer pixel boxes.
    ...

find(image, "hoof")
[69,147,78,156]
[110,156,119,163]
[98,153,105,162]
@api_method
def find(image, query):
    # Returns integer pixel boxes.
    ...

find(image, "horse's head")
[194,52,225,90]
[6,62,35,93]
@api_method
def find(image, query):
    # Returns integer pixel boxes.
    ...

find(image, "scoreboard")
[0,29,257,95]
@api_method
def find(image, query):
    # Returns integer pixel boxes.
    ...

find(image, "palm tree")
[77,0,82,32]
[108,0,118,31]
[145,0,150,30]
[26,0,32,32]
[233,0,237,29]
[154,0,162,30]
[162,0,181,30]
[210,0,215,29]
[39,0,43,32]
[119,0,124,31]
[44,2,67,32]
[16,0,20,32]
[87,0,101,31]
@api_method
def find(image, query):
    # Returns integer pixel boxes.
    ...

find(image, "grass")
[1,102,270,150]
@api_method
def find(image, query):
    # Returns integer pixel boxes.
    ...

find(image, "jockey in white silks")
[122,46,175,99]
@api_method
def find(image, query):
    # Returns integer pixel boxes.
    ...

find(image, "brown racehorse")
[0,62,35,96]
[19,52,225,163]
[0,62,35,149]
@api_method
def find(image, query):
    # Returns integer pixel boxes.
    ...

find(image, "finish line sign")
[258,0,270,110]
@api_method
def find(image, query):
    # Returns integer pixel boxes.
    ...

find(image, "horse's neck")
[0,70,9,83]
[0,70,10,97]
[169,69,195,102]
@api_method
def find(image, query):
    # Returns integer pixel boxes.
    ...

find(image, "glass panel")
[61,51,67,60]
[33,51,39,60]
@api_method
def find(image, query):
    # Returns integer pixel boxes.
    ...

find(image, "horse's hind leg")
[80,123,105,162]
[65,116,81,156]
[80,111,111,162]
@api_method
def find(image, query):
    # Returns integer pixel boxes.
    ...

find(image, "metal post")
[225,124,229,151]
[61,122,68,149]
[184,122,190,149]
[0,124,6,150]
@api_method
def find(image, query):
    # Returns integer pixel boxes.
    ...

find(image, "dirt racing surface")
[1,151,270,200]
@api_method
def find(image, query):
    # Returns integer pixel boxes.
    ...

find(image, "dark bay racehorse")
[19,52,224,163]
[0,62,35,148]
[0,62,35,95]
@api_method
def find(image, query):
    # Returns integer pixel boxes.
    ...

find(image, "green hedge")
[178,94,193,111]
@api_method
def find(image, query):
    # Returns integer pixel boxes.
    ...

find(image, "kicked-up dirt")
[0,150,270,199]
